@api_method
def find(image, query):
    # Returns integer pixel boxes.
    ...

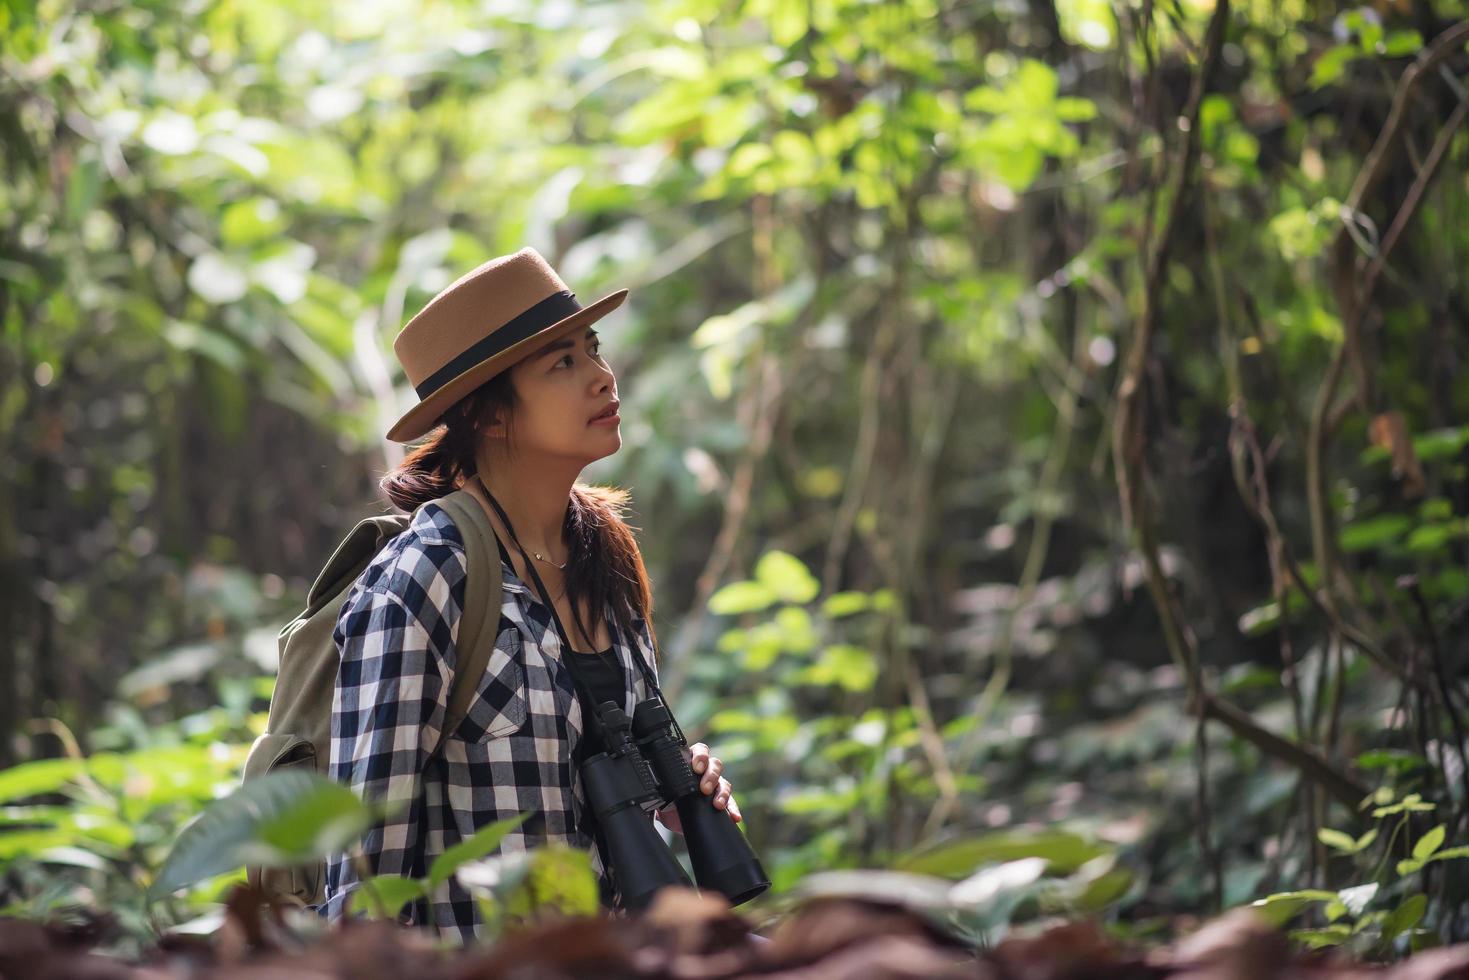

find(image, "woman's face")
[498,324,621,465]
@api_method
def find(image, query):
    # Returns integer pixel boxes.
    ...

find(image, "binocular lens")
[578,696,771,911]
[632,696,771,907]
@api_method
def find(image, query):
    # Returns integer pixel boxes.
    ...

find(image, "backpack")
[241,488,504,909]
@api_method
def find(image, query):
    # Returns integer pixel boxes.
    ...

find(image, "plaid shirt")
[317,501,662,944]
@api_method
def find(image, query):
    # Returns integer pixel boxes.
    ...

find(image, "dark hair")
[380,372,657,659]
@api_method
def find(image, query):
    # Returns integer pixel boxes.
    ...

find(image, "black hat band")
[413,290,581,399]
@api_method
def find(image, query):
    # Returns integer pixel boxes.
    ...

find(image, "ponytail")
[380,374,513,513]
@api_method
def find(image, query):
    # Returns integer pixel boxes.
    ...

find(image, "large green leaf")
[149,769,367,899]
[895,830,1110,878]
[246,779,383,865]
[0,758,87,804]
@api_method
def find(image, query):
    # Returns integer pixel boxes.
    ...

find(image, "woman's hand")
[655,742,742,833]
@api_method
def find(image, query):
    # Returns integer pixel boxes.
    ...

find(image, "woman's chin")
[585,430,622,460]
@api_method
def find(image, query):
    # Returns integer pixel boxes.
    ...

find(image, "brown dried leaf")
[1369,411,1426,498]
[1148,908,1290,980]
[989,919,1148,980]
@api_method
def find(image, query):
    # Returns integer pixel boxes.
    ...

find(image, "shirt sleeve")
[319,543,462,925]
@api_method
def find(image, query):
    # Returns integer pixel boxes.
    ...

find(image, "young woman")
[319,247,741,944]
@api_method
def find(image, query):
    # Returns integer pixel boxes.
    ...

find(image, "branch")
[1202,695,1370,812]
[1361,79,1469,301]
[1307,23,1469,651]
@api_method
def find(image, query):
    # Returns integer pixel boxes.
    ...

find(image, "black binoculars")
[579,694,770,912]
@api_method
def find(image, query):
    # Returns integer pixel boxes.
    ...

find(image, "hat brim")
[386,287,629,443]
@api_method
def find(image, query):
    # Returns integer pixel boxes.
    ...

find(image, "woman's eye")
[561,339,608,365]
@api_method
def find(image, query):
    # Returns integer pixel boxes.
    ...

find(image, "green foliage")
[348,810,534,919]
[1249,788,1469,956]
[152,769,383,899]
[4,0,1469,960]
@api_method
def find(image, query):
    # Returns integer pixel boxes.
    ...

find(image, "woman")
[319,247,741,944]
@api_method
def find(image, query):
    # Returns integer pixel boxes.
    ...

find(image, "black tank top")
[496,537,625,761]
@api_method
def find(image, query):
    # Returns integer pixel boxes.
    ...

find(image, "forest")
[3,0,1469,974]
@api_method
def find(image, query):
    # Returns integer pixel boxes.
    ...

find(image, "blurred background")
[3,0,1469,955]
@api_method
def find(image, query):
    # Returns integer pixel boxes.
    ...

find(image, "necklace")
[474,476,610,660]
[469,477,568,569]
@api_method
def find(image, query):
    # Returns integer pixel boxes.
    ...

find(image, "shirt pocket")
[451,625,529,742]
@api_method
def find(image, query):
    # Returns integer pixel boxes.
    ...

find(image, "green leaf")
[1414,427,1469,461]
[1372,793,1435,817]
[149,769,367,900]
[1380,30,1422,57]
[1249,889,1339,927]
[794,869,954,911]
[1355,750,1427,773]
[1310,45,1357,89]
[1076,867,1133,911]
[1291,924,1352,949]
[1412,825,1445,860]
[948,857,1049,930]
[1237,600,1281,636]
[0,830,76,861]
[822,591,870,618]
[1406,522,1459,553]
[0,758,88,805]
[754,551,820,604]
[1428,846,1469,863]
[1361,786,1396,810]
[792,644,878,692]
[1053,97,1096,122]
[1339,514,1411,553]
[498,845,600,921]
[1317,828,1359,853]
[896,830,1109,878]
[453,847,536,898]
[709,581,778,615]
[249,778,381,864]
[220,197,287,247]
[1381,894,1427,943]
[348,875,427,918]
[427,810,533,890]
[778,784,861,816]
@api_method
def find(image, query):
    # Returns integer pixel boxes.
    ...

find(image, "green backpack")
[242,488,504,908]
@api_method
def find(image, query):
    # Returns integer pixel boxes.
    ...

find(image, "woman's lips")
[589,412,620,426]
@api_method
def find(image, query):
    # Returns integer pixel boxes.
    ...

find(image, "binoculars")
[579,694,770,911]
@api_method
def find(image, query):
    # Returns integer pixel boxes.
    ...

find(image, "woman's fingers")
[712,777,732,808]
[688,744,732,806]
[700,755,724,794]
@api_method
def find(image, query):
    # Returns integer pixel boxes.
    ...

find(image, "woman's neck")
[464,452,578,560]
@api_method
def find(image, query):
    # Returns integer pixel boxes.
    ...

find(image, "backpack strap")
[429,489,504,753]
[301,515,410,618]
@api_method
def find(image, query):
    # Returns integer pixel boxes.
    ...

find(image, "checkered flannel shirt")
[316,501,663,944]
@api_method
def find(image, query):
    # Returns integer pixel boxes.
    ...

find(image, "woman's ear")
[477,410,507,439]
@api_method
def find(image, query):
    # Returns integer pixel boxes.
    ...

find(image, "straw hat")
[386,246,628,442]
